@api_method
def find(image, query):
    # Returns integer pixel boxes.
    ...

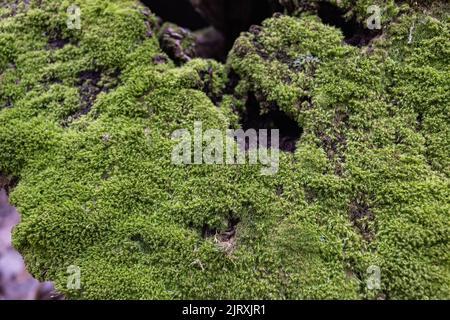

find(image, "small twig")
[191,259,205,271]
[408,22,415,44]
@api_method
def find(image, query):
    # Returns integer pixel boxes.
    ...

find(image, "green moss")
[278,0,399,23]
[228,14,352,119]
[0,0,448,299]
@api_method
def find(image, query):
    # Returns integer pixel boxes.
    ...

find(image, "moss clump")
[0,0,449,299]
[278,0,402,23]
[226,7,449,299]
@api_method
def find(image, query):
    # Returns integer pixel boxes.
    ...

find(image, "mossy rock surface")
[0,0,448,299]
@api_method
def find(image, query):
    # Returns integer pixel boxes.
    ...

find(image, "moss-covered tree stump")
[0,0,448,299]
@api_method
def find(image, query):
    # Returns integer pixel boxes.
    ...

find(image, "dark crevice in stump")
[317,1,381,47]
[240,92,302,153]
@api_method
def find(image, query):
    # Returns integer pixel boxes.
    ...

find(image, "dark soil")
[241,92,302,153]
[349,195,376,242]
[317,1,381,47]
[63,69,119,125]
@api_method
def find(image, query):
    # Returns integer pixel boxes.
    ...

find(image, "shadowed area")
[241,93,302,153]
[317,1,381,46]
[141,0,209,30]
[142,0,283,59]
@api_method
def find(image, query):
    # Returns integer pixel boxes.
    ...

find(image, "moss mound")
[0,0,448,299]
